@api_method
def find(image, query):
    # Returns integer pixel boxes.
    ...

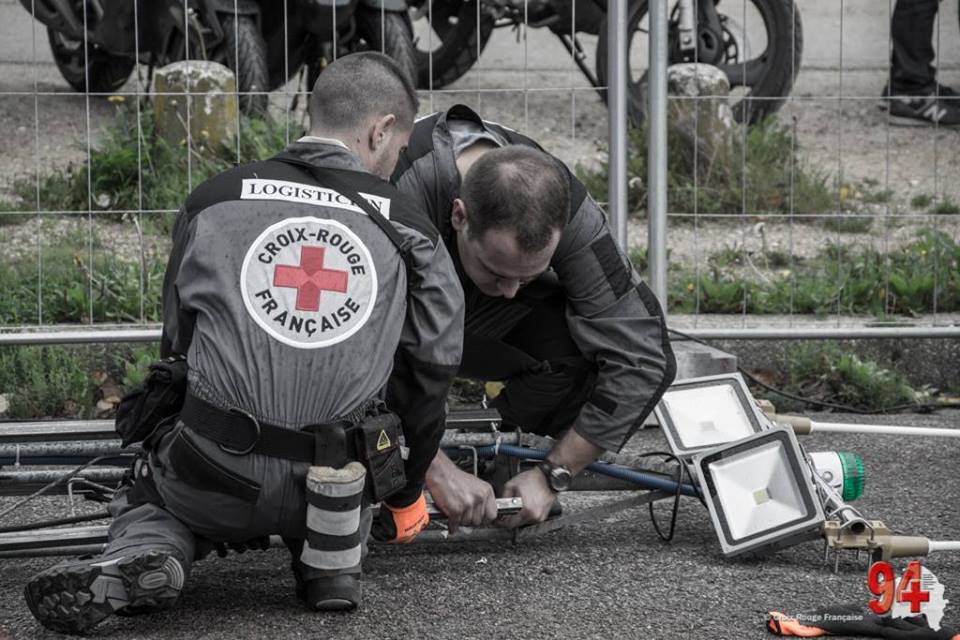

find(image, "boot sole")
[24,551,184,634]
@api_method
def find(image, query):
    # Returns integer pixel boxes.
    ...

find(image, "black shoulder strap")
[270,152,417,284]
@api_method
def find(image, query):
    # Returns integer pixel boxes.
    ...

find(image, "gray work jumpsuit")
[106,140,464,584]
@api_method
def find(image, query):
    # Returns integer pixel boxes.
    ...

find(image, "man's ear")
[369,113,397,151]
[451,198,469,232]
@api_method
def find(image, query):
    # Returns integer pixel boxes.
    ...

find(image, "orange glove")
[372,493,429,544]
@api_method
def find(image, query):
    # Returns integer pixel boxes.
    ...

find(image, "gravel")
[2,412,959,639]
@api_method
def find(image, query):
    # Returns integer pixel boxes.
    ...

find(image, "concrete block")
[673,340,738,380]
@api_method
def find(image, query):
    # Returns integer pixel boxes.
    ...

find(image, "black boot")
[24,550,184,634]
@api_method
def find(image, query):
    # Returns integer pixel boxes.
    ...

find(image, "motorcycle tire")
[596,0,803,127]
[409,0,494,90]
[354,8,419,89]
[219,15,270,115]
[47,28,135,94]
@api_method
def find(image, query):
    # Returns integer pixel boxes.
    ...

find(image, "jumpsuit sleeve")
[386,226,464,506]
[160,209,199,358]
[551,187,677,452]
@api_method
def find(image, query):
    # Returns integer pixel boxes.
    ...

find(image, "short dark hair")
[308,52,418,133]
[460,146,570,253]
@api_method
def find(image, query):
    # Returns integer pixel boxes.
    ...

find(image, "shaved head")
[308,52,418,136]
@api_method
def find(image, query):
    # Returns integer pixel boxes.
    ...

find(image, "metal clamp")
[219,408,261,456]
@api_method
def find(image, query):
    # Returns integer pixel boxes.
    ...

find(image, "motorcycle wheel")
[353,8,419,89]
[47,28,135,94]
[219,15,270,115]
[409,0,494,90]
[596,0,803,126]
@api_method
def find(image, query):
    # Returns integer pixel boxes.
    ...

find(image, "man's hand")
[497,468,556,529]
[425,451,497,534]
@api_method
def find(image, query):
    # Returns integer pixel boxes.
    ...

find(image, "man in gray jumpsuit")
[24,53,464,634]
[392,104,675,531]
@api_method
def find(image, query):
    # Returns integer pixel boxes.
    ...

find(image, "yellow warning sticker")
[376,430,391,451]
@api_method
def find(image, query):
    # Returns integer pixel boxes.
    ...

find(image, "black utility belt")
[178,393,406,502]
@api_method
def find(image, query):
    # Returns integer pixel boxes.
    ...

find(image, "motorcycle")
[20,0,270,112]
[408,0,803,125]
[260,0,417,101]
[22,0,416,115]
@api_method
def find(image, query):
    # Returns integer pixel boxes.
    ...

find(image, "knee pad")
[301,462,366,573]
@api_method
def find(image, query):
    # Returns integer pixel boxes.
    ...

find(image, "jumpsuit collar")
[283,138,368,174]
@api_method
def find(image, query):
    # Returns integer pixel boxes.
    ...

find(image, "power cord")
[630,450,706,542]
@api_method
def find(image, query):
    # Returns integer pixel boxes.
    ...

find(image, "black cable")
[667,328,944,415]
[630,450,705,542]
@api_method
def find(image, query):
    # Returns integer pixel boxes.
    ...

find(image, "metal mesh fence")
[0,0,958,343]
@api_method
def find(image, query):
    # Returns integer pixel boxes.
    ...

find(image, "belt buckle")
[220,407,261,455]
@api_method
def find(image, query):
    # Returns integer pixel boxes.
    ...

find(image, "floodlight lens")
[708,440,808,540]
[661,383,756,448]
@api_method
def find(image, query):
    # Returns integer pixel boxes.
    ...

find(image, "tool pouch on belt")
[114,355,188,448]
[354,411,406,503]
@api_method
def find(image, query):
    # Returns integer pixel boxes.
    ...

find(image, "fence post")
[607,0,628,251]
[647,0,669,309]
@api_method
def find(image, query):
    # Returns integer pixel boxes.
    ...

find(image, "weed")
[669,229,960,315]
[119,345,162,389]
[763,249,793,269]
[770,342,919,412]
[578,116,835,219]
[0,245,165,324]
[629,247,649,274]
[861,188,893,204]
[0,346,97,418]
[911,194,933,209]
[822,214,874,233]
[1,105,301,233]
[933,197,960,215]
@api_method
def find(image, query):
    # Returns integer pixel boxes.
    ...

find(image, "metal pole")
[647,0,669,307]
[2,324,958,347]
[0,327,161,346]
[675,326,960,340]
[810,422,960,439]
[608,0,628,250]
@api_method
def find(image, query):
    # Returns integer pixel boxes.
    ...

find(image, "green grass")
[911,194,933,209]
[1,105,301,232]
[0,244,166,325]
[763,342,920,412]
[0,346,98,418]
[641,228,960,316]
[822,214,874,233]
[0,344,161,419]
[577,116,835,219]
[861,188,893,204]
[933,197,960,215]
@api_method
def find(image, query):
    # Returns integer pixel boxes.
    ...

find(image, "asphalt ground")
[1,411,958,639]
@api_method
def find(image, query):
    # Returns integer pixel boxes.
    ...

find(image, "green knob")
[837,451,865,502]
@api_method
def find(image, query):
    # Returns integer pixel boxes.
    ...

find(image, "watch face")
[549,467,573,492]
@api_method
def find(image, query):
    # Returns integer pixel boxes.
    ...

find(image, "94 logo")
[867,560,949,630]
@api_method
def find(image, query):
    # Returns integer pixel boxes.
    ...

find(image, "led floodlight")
[654,373,769,458]
[694,426,825,557]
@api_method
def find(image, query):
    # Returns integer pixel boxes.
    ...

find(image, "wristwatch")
[537,460,573,493]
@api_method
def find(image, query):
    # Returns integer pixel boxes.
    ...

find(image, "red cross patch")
[241,217,377,349]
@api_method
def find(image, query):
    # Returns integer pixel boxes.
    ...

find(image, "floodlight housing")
[694,426,825,557]
[654,373,770,458]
